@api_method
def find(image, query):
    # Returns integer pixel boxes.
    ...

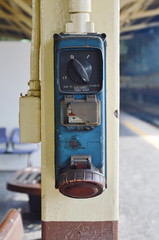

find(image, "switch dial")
[59,49,103,93]
[67,59,92,84]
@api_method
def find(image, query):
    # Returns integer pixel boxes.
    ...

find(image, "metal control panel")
[54,33,107,198]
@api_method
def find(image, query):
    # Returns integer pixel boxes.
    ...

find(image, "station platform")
[120,112,159,240]
[0,112,158,239]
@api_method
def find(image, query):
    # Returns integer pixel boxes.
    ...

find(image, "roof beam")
[0,0,32,28]
[120,1,145,26]
[0,24,20,32]
[130,8,159,20]
[12,19,31,37]
[12,0,32,16]
[120,0,140,9]
[0,32,25,40]
[0,10,17,20]
[121,21,159,33]
[0,11,31,37]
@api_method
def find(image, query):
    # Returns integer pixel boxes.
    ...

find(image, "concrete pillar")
[41,0,119,239]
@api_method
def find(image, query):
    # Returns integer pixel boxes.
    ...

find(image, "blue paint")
[54,34,106,187]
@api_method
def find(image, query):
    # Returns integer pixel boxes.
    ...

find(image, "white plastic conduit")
[69,0,91,12]
[65,0,94,33]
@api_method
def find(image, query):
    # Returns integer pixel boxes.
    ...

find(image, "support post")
[41,0,119,239]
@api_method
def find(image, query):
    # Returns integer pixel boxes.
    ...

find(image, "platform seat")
[0,128,8,153]
[7,167,41,195]
[7,167,41,219]
[7,129,41,219]
[0,209,24,240]
[11,128,38,154]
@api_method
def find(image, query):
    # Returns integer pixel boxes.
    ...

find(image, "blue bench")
[11,128,38,153]
[11,128,38,166]
[0,128,8,153]
[0,128,38,166]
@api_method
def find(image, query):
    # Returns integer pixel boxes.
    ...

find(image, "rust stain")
[70,137,81,148]
[42,221,118,240]
[69,136,83,149]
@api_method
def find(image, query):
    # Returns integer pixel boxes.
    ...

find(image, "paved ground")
[0,112,159,239]
[120,112,159,240]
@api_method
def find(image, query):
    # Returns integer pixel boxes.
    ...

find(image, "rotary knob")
[67,58,92,84]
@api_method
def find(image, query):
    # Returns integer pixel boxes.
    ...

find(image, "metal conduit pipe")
[19,0,41,143]
[28,0,40,97]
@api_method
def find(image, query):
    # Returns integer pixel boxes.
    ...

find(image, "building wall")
[0,42,41,170]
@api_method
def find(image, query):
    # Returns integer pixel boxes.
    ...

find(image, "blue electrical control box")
[54,33,106,198]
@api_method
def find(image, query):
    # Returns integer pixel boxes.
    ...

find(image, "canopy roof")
[121,0,159,35]
[0,0,159,39]
[0,0,32,39]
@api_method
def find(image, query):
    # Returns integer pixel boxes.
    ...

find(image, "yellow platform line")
[122,120,159,150]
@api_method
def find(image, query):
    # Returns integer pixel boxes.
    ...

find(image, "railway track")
[121,102,159,128]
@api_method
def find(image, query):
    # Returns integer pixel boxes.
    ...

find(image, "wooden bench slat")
[16,172,30,183]
[33,173,41,184]
[26,172,39,184]
[0,209,24,240]
[7,167,41,196]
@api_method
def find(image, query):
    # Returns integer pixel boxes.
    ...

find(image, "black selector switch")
[59,49,103,93]
[67,59,92,84]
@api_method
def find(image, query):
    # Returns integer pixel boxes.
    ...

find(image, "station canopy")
[0,0,159,39]
[121,0,159,35]
[0,0,32,40]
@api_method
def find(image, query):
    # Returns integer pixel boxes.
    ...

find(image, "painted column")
[41,0,119,239]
